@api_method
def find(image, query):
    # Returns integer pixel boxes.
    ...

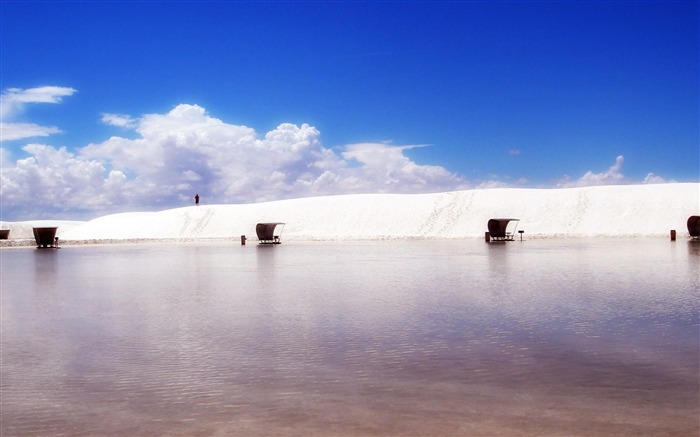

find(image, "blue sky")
[1,1,698,220]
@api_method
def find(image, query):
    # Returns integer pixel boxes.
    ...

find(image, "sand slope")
[2,183,698,241]
[36,183,698,241]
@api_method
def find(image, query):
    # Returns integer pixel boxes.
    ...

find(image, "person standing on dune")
[195,194,200,205]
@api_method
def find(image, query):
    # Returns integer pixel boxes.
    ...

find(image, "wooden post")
[670,230,676,241]
[241,235,246,245]
[485,232,490,243]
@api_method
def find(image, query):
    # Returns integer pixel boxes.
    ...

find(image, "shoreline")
[1,234,696,248]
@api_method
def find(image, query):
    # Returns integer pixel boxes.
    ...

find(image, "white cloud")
[341,143,466,192]
[1,104,469,219]
[3,86,76,104]
[0,143,128,219]
[643,172,674,184]
[0,86,77,142]
[477,180,511,189]
[0,122,62,141]
[556,156,674,188]
[1,86,77,118]
[101,113,138,129]
[558,155,626,188]
[0,147,11,169]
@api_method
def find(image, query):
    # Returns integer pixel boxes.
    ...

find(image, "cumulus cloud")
[1,103,469,220]
[576,155,626,186]
[558,155,626,188]
[0,143,128,218]
[342,143,465,192]
[0,86,77,142]
[557,155,674,188]
[643,172,675,184]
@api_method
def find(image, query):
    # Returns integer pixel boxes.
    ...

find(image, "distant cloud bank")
[0,86,677,221]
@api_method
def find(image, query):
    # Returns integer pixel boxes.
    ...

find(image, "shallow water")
[1,239,698,436]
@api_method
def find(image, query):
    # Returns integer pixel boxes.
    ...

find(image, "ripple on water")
[1,240,698,436]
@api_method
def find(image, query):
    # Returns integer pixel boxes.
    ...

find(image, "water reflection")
[1,240,698,436]
[688,239,700,257]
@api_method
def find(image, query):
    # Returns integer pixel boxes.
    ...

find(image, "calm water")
[1,239,698,436]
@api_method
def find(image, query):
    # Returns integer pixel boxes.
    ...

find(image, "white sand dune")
[2,183,699,242]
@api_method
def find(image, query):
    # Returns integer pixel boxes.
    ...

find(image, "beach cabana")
[33,227,59,248]
[256,223,285,244]
[487,218,520,242]
[688,216,700,239]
